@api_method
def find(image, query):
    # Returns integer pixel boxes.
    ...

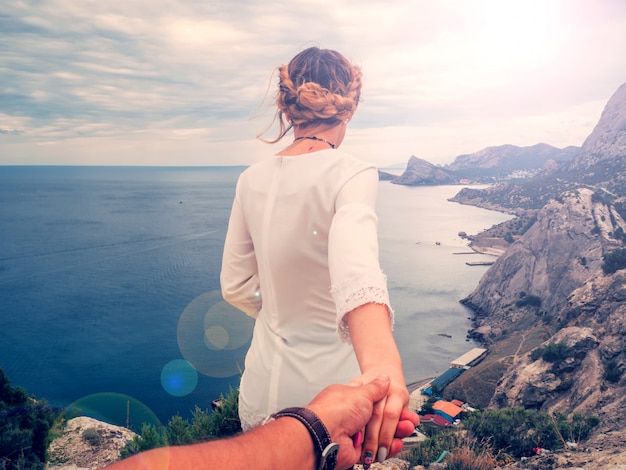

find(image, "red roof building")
[420,413,451,427]
[432,400,464,422]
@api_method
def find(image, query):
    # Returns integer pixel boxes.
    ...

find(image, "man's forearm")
[106,417,316,470]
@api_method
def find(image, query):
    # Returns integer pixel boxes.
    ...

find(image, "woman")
[220,46,408,466]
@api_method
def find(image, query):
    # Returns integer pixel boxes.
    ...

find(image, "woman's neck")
[277,123,346,156]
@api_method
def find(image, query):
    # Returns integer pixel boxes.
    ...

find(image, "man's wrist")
[272,407,338,470]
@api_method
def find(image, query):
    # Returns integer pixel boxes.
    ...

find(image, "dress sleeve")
[220,176,262,319]
[328,167,393,343]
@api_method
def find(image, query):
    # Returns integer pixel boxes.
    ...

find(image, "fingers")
[394,419,416,439]
[361,386,412,467]
[380,391,407,450]
[399,409,420,427]
[307,376,391,470]
[389,437,405,458]
[361,396,386,468]
[358,375,389,403]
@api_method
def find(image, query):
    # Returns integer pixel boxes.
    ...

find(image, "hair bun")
[259,47,362,144]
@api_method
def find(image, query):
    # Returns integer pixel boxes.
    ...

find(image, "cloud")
[1,0,625,166]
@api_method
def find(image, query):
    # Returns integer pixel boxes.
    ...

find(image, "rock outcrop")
[573,82,626,165]
[47,417,136,470]
[458,82,626,449]
[462,187,625,330]
[388,155,457,185]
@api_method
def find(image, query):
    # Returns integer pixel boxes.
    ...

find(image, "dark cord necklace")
[293,135,336,149]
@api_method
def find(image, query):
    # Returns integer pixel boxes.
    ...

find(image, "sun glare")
[473,0,565,69]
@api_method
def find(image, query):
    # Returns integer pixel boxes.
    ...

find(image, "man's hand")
[306,376,419,470]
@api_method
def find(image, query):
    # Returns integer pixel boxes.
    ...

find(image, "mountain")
[456,187,626,449]
[446,83,626,449]
[573,82,626,166]
[451,83,626,211]
[379,155,457,185]
[445,143,579,179]
[381,143,579,187]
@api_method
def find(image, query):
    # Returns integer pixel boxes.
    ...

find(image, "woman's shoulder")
[332,149,374,165]
[238,151,377,182]
[328,151,379,183]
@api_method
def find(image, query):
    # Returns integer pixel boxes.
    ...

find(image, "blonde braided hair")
[259,47,362,144]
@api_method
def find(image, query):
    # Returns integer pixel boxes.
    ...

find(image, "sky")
[1,0,625,168]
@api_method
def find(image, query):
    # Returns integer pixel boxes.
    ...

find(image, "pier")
[465,261,494,266]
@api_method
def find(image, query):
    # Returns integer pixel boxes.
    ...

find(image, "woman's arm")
[327,167,409,466]
[220,177,262,318]
[345,303,409,466]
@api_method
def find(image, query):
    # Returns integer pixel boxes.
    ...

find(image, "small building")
[420,413,451,427]
[432,400,464,423]
[450,348,488,369]
[420,367,464,396]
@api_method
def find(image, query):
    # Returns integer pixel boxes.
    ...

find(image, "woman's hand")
[307,376,418,470]
[345,302,411,467]
[351,368,410,466]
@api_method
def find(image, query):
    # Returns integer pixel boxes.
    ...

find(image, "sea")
[0,165,511,429]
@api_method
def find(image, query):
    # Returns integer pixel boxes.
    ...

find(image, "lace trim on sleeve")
[330,272,394,344]
[239,408,272,432]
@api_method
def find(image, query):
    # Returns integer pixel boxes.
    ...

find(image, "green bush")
[515,294,542,308]
[82,428,101,446]
[0,369,60,470]
[530,341,572,363]
[119,387,241,459]
[604,360,623,383]
[463,408,599,458]
[404,432,460,466]
[613,227,626,242]
[602,248,626,274]
[166,415,193,446]
[120,423,167,458]
[206,388,241,438]
[419,397,436,416]
[404,432,504,468]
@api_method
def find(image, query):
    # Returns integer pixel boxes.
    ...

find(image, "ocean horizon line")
[0,164,250,169]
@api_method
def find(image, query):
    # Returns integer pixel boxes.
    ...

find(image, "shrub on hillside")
[603,360,623,384]
[515,294,542,308]
[463,408,598,458]
[120,387,241,459]
[403,432,504,468]
[602,248,626,274]
[0,369,60,470]
[530,341,572,363]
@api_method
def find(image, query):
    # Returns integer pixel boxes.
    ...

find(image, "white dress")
[220,149,393,431]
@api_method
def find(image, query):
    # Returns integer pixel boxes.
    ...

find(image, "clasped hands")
[305,375,419,470]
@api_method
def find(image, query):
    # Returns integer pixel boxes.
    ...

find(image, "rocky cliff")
[450,83,626,212]
[381,143,578,186]
[383,155,457,185]
[573,82,626,166]
[462,188,625,327]
[445,143,579,179]
[47,416,136,469]
[456,83,626,448]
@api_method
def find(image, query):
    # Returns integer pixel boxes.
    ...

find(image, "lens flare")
[177,290,254,378]
[63,393,161,431]
[160,359,198,397]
